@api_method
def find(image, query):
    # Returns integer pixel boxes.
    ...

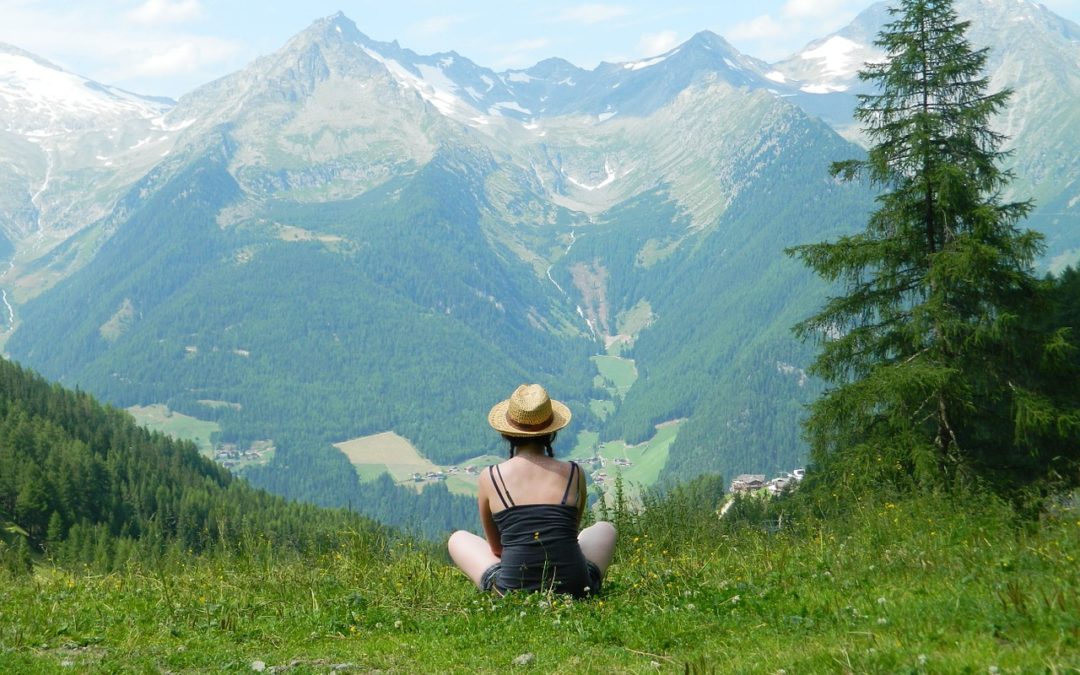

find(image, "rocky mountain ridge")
[4,0,1078,280]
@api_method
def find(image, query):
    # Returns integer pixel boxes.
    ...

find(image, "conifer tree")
[788,0,1079,492]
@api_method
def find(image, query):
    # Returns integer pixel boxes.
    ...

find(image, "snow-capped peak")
[0,43,171,134]
[797,36,864,93]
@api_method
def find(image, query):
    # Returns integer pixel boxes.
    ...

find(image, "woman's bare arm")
[478,472,502,556]
[576,463,588,525]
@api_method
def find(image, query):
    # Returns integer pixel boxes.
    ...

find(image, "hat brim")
[488,398,572,437]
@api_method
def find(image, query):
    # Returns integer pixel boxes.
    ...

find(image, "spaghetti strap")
[560,461,578,505]
[489,465,511,509]
[491,464,515,508]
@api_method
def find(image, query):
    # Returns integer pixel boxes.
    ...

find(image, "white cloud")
[1042,0,1080,16]
[724,2,864,61]
[781,0,851,20]
[118,37,239,78]
[0,0,242,95]
[491,38,552,69]
[410,15,466,37]
[637,30,679,56]
[554,4,632,25]
[127,0,203,25]
[727,15,786,42]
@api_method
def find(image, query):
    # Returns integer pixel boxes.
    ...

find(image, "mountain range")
[1,0,1077,522]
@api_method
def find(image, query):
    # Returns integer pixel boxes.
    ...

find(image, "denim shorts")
[480,560,602,597]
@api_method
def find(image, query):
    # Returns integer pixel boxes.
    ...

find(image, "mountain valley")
[1,0,1077,529]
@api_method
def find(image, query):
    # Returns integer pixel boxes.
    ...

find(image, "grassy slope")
[2,494,1077,673]
[127,404,220,456]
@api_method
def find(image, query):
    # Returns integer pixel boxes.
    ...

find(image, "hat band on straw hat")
[505,411,554,433]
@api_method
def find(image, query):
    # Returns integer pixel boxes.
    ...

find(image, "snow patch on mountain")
[360,45,482,122]
[798,36,863,93]
[415,64,459,94]
[800,82,849,94]
[625,51,676,71]
[564,160,619,191]
[490,101,531,115]
[152,116,196,132]
[0,50,168,132]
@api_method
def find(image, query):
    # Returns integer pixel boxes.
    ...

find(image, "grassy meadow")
[592,355,638,399]
[127,405,220,456]
[570,423,683,502]
[335,432,501,497]
[3,489,1076,673]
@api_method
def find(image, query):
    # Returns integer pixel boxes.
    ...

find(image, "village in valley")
[729,469,806,496]
[213,441,275,470]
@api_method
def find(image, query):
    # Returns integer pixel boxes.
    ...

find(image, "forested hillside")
[0,355,390,570]
[561,110,874,483]
[4,145,595,526]
[7,149,598,464]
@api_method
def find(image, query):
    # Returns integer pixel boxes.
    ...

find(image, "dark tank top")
[489,462,594,597]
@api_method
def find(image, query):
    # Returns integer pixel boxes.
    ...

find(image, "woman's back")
[485,457,591,595]
[447,383,616,598]
[484,455,582,514]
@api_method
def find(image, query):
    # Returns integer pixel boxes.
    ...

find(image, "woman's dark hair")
[503,432,557,458]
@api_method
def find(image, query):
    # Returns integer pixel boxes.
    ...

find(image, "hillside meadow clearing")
[334,418,683,501]
[127,405,219,456]
[569,421,683,502]
[335,432,501,496]
[2,490,1077,673]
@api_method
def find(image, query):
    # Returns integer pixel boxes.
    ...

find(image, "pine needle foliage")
[787,0,1080,496]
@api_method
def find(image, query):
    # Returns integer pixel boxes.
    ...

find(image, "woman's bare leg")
[448,530,500,588]
[578,521,617,575]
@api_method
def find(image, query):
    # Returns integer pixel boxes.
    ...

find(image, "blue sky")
[2,0,1079,98]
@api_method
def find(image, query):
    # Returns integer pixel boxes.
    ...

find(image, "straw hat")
[488,384,571,437]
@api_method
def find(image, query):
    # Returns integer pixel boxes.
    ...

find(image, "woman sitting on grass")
[448,384,617,597]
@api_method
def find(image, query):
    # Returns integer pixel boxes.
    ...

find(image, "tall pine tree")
[788,0,1079,494]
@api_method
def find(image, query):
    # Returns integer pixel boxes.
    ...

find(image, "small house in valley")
[730,474,766,493]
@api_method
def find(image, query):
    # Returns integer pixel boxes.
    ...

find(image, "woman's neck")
[513,443,546,457]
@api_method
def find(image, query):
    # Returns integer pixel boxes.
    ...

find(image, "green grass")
[353,465,392,482]
[337,432,501,497]
[570,422,682,501]
[591,355,637,398]
[2,492,1077,673]
[615,300,653,343]
[589,399,616,421]
[572,430,601,458]
[126,405,220,456]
